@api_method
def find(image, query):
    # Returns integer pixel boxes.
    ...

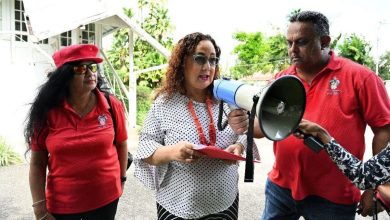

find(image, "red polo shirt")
[269,52,390,204]
[32,89,128,213]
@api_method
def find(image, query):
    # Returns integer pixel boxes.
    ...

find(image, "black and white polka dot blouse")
[134,93,259,219]
[325,139,390,189]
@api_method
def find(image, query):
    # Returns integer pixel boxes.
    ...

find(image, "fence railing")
[99,49,130,120]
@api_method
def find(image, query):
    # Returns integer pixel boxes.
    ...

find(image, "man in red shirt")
[229,11,390,219]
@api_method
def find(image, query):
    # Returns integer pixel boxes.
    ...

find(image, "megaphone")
[213,75,307,182]
[213,75,306,141]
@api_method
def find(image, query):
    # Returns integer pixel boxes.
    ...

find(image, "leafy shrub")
[0,137,22,166]
[137,85,153,127]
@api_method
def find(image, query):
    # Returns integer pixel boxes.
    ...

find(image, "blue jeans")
[262,178,357,220]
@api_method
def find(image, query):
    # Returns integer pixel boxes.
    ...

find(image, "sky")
[164,0,390,70]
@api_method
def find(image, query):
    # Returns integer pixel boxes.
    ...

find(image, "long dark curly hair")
[24,62,103,152]
[154,32,221,100]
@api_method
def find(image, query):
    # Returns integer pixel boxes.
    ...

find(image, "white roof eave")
[22,0,170,58]
[22,0,124,40]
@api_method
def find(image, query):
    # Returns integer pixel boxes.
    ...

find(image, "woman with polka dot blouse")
[134,32,259,220]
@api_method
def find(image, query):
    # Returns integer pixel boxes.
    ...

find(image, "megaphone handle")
[295,129,324,153]
[303,136,324,153]
[244,95,259,182]
[217,101,228,131]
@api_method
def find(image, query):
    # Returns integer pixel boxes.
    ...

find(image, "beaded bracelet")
[38,212,48,220]
[32,199,46,207]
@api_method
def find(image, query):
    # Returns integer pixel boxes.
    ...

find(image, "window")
[60,31,72,46]
[39,39,49,44]
[80,24,95,44]
[14,0,28,42]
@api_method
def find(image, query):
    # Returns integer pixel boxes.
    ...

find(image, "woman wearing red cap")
[25,44,128,220]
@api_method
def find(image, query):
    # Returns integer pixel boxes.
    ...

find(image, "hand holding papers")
[193,145,260,162]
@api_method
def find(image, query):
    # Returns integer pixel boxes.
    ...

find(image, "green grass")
[0,137,22,166]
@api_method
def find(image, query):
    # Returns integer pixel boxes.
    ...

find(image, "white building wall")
[0,0,170,156]
[0,0,104,156]
[0,1,2,31]
[0,42,52,157]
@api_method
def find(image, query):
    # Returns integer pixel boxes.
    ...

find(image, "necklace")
[187,96,216,146]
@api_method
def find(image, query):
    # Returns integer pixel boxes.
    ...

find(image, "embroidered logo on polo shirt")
[98,114,108,127]
[327,77,341,95]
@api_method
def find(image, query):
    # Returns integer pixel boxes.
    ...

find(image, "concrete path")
[0,135,387,219]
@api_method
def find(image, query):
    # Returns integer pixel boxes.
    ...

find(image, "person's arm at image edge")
[116,141,128,182]
[359,125,390,216]
[29,151,51,219]
[297,120,390,189]
[372,125,390,155]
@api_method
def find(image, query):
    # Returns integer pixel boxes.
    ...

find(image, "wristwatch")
[121,176,127,183]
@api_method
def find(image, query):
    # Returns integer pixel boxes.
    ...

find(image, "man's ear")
[320,36,331,49]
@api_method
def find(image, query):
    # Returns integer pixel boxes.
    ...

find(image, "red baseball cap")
[52,44,103,68]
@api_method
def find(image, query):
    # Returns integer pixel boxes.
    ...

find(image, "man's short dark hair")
[289,11,330,37]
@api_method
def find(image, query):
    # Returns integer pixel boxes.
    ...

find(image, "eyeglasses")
[192,54,219,67]
[73,63,98,75]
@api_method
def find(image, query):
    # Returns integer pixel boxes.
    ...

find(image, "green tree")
[337,34,375,70]
[105,0,174,127]
[107,0,173,89]
[230,32,267,79]
[379,51,390,80]
[267,33,289,72]
[230,32,288,79]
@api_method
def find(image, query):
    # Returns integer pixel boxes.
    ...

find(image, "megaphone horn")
[213,75,306,141]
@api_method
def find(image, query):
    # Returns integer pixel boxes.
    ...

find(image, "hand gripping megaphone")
[213,75,306,182]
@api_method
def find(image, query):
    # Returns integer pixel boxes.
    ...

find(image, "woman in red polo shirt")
[24,44,128,220]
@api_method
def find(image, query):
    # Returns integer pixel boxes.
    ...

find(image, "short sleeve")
[358,73,390,127]
[31,126,49,151]
[134,101,169,190]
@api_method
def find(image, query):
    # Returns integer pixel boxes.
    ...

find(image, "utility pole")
[376,20,390,75]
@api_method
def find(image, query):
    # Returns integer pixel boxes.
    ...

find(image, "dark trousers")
[52,199,119,220]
